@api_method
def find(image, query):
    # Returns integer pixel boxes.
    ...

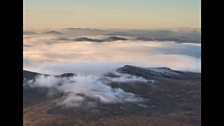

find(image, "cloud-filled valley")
[24,29,201,75]
[25,71,149,107]
[23,29,201,107]
[23,29,201,126]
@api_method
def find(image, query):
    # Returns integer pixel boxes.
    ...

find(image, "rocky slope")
[23,65,201,126]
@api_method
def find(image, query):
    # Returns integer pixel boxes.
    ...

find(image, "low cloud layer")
[24,33,201,74]
[27,74,146,107]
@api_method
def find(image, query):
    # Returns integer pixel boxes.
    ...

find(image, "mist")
[23,33,201,75]
[27,74,146,107]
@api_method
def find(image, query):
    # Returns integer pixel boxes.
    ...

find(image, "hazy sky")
[23,0,201,30]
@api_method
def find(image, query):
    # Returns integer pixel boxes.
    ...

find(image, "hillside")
[23,65,201,126]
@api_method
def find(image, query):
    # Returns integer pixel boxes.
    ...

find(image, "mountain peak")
[44,31,63,35]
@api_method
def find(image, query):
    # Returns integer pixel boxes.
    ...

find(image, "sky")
[23,0,201,30]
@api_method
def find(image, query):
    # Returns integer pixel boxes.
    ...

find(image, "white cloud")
[29,74,145,107]
[23,34,201,74]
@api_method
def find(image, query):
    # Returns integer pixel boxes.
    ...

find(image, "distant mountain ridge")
[23,65,200,81]
[43,30,64,35]
[73,36,128,42]
[23,70,75,81]
[23,28,201,43]
[116,65,200,80]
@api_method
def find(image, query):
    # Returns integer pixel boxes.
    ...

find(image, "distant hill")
[116,65,201,80]
[32,28,201,43]
[43,30,64,35]
[72,36,127,42]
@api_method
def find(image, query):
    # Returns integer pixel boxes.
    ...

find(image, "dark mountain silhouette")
[43,30,64,35]
[73,37,104,42]
[27,28,201,43]
[72,36,128,42]
[116,65,200,80]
